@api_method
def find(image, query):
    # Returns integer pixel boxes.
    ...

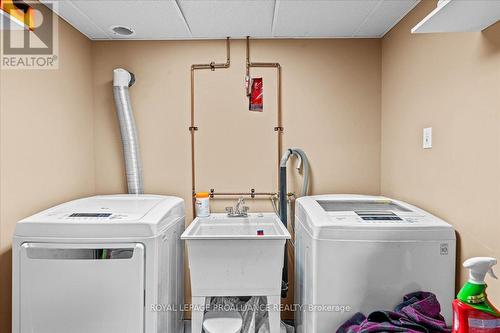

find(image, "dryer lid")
[48,195,163,221]
[15,195,184,238]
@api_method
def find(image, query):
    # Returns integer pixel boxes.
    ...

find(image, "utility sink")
[182,213,291,333]
[182,213,290,239]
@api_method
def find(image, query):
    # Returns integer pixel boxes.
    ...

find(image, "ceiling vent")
[110,25,135,36]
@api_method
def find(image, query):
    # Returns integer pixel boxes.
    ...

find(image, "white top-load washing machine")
[294,194,456,333]
[12,194,185,333]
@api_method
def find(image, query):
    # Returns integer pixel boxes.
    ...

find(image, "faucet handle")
[242,206,250,213]
[225,207,234,214]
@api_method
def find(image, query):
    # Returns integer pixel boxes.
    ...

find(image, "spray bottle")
[452,257,500,333]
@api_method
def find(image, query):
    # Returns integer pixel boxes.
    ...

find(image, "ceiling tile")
[273,0,380,37]
[69,1,191,39]
[355,0,420,37]
[41,0,106,39]
[179,0,275,38]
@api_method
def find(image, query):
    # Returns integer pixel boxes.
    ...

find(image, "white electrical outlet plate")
[423,127,432,149]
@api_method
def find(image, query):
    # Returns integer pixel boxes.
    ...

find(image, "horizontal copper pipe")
[191,62,230,70]
[206,191,295,198]
[249,62,281,68]
[210,192,276,197]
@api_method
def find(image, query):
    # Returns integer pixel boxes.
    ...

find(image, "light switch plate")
[423,127,432,149]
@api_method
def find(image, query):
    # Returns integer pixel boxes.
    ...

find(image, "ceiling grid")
[40,0,420,40]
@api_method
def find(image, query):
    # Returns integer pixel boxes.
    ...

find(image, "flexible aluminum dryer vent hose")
[113,68,144,195]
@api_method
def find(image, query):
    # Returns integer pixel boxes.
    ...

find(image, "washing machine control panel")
[327,213,427,225]
[356,211,402,221]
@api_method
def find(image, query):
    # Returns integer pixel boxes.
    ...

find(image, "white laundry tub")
[182,213,290,333]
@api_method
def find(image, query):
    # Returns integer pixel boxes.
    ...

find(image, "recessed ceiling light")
[110,25,135,37]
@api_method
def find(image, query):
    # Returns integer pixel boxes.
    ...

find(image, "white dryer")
[12,194,185,333]
[294,194,456,333]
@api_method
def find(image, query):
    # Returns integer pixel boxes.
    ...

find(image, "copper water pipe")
[190,37,231,214]
[245,36,283,163]
[245,37,287,299]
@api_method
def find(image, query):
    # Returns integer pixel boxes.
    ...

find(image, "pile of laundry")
[337,292,451,333]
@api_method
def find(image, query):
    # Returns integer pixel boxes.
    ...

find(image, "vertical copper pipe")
[277,64,282,161]
[190,67,196,215]
[190,37,231,217]
[245,37,251,96]
[245,37,283,170]
[246,37,250,69]
[226,36,230,64]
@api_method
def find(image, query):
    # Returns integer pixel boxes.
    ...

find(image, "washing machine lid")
[296,194,455,241]
[15,194,184,238]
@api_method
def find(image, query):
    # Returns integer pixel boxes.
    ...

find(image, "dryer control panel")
[68,213,112,218]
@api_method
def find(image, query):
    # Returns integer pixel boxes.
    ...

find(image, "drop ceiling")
[42,0,420,40]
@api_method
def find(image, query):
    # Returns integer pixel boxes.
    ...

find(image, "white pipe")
[113,68,143,194]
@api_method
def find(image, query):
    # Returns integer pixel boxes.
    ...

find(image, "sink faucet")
[235,196,245,213]
[226,196,249,217]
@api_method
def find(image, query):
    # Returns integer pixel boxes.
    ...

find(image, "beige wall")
[91,38,382,316]
[0,19,95,331]
[92,39,381,206]
[381,0,500,304]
